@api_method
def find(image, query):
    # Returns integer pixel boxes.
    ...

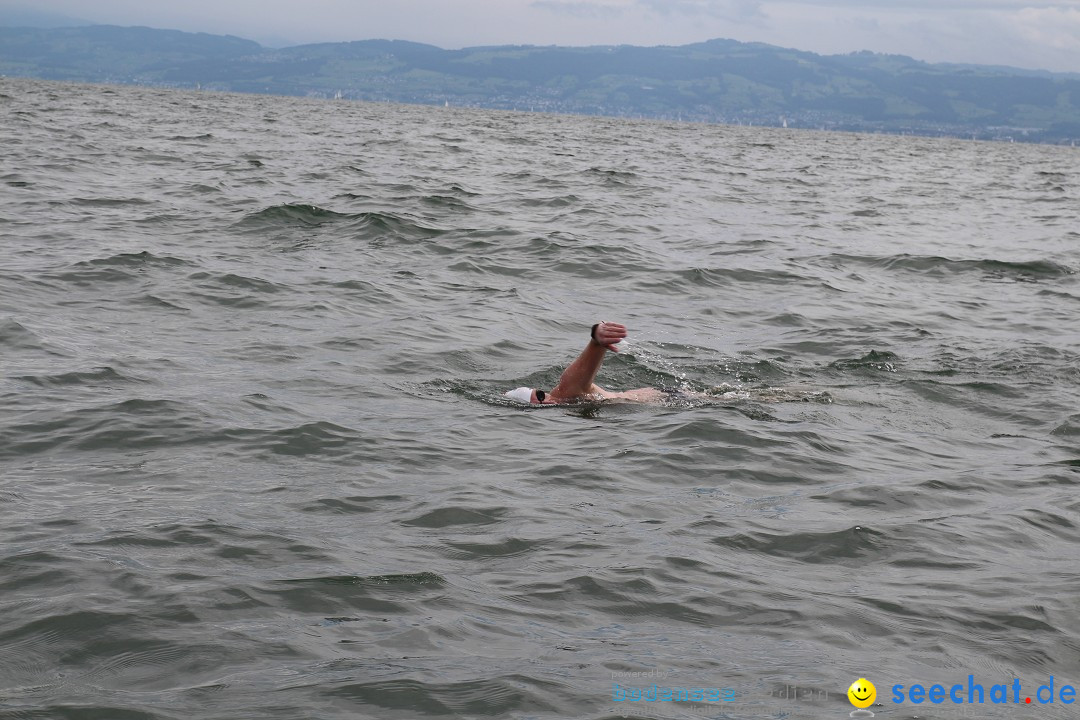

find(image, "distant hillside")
[2,25,1078,143]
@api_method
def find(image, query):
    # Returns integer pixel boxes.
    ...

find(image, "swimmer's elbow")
[548,381,603,402]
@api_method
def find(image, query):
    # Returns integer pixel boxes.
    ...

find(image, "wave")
[316,279,400,305]
[922,345,1080,384]
[585,166,639,181]
[189,271,286,294]
[235,203,357,228]
[182,271,292,309]
[1051,414,1080,437]
[419,194,480,212]
[220,421,376,460]
[79,251,191,269]
[520,194,581,208]
[47,252,193,286]
[323,675,554,716]
[0,399,375,462]
[636,266,812,292]
[69,197,154,207]
[235,204,449,244]
[828,350,900,373]
[298,493,408,516]
[0,319,50,353]
[278,571,444,587]
[133,294,192,311]
[262,571,446,614]
[711,525,885,563]
[400,505,509,528]
[12,366,147,388]
[820,253,1074,280]
[0,399,206,459]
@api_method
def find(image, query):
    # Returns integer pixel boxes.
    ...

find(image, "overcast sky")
[6,0,1080,72]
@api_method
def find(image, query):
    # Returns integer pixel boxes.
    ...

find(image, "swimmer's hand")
[592,321,627,352]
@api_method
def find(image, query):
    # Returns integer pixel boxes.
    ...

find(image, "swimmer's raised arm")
[547,322,626,402]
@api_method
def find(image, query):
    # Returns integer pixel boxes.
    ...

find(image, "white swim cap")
[505,387,533,403]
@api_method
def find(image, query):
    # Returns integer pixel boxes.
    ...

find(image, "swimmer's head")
[505,387,546,404]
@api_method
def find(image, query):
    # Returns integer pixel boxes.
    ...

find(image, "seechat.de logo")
[848,678,877,715]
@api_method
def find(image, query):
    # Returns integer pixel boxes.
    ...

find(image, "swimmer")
[505,321,668,405]
[504,322,831,406]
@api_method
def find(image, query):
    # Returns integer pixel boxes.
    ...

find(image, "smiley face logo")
[847,678,876,709]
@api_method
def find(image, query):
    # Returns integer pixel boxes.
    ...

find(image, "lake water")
[2,76,1079,720]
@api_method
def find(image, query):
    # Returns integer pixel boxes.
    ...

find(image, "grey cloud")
[636,0,764,20]
[768,0,1068,9]
[530,1,627,18]
[532,0,764,22]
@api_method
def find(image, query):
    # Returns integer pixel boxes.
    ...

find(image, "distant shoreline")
[2,25,1078,146]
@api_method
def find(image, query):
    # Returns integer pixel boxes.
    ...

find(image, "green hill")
[2,25,1078,142]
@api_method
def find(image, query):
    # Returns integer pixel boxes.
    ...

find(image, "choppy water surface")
[2,77,1079,720]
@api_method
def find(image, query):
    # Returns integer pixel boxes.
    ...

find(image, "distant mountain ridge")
[2,25,1078,143]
